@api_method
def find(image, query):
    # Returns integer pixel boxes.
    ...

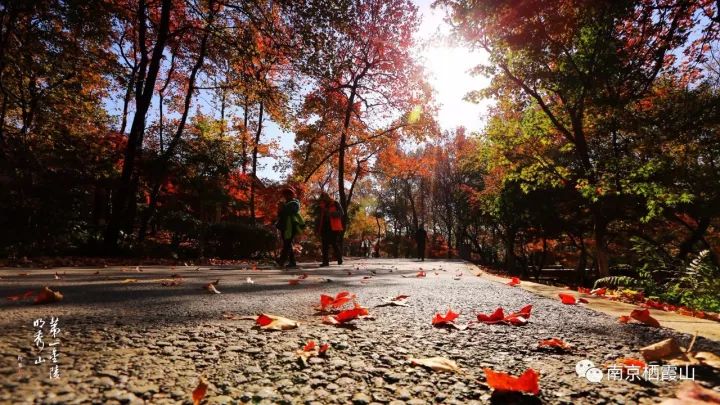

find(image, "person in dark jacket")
[415,224,427,261]
[317,192,344,267]
[276,188,302,268]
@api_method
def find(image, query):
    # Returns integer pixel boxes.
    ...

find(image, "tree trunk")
[593,215,610,277]
[105,0,172,249]
[250,101,263,223]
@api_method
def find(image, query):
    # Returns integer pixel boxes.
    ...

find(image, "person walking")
[361,237,371,258]
[276,188,303,268]
[317,192,344,267]
[415,224,427,261]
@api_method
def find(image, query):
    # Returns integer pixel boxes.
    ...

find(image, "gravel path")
[1,259,718,404]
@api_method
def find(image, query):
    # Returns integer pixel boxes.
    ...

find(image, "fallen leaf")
[204,281,221,294]
[538,338,571,351]
[590,287,607,296]
[432,309,460,326]
[508,277,520,287]
[484,368,540,395]
[660,381,720,405]
[319,291,354,311]
[410,356,461,373]
[640,338,683,361]
[303,340,316,351]
[558,293,587,304]
[631,308,660,327]
[192,376,208,405]
[477,308,505,324]
[417,271,426,278]
[256,314,299,330]
[6,290,35,302]
[246,277,254,284]
[476,305,532,326]
[640,338,720,369]
[323,303,370,325]
[34,287,63,305]
[319,343,330,354]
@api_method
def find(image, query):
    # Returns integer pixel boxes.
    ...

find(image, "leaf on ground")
[432,309,460,327]
[640,338,683,361]
[7,290,35,302]
[484,368,540,395]
[256,314,299,330]
[641,338,720,369]
[192,376,208,405]
[538,338,572,351]
[318,291,354,311]
[410,356,461,373]
[558,293,587,304]
[508,277,520,287]
[660,381,720,405]
[323,303,370,325]
[630,308,661,327]
[34,287,63,305]
[296,340,330,365]
[376,296,410,307]
[246,277,254,284]
[590,288,607,296]
[476,305,532,326]
[204,281,221,294]
[477,308,505,324]
[417,271,426,278]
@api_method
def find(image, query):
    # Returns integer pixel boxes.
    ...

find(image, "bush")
[205,221,278,259]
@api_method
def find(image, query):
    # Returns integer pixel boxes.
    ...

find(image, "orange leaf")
[432,309,460,326]
[484,368,540,395]
[192,376,208,405]
[558,293,579,305]
[538,338,571,350]
[303,340,316,352]
[630,308,661,327]
[477,308,505,324]
[34,287,63,305]
[508,277,520,286]
[325,304,369,324]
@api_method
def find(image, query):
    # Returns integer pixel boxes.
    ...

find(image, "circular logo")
[585,367,603,383]
[575,359,595,377]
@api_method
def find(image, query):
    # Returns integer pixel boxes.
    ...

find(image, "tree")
[437,0,718,275]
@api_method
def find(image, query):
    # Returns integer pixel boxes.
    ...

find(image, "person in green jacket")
[276,187,303,268]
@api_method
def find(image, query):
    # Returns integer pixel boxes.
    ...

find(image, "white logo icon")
[576,359,603,383]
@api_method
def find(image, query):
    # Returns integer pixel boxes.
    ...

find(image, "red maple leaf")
[432,309,460,326]
[508,277,520,286]
[484,368,540,395]
[477,308,505,324]
[303,340,316,351]
[630,308,661,327]
[256,314,273,327]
